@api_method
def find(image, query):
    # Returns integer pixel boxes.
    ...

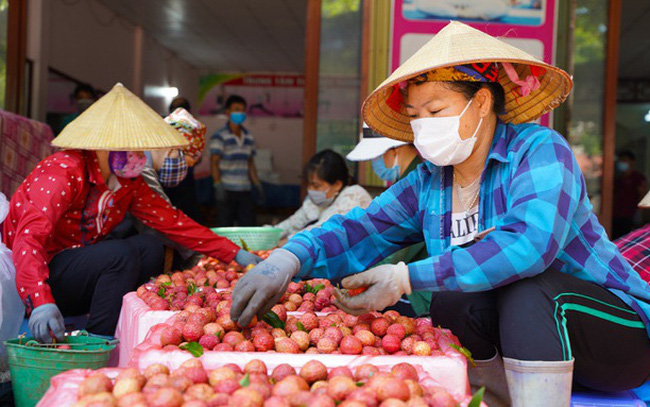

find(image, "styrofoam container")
[115,292,333,366]
[39,358,483,407]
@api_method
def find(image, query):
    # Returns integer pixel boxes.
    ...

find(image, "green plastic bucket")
[4,333,117,407]
[211,226,282,251]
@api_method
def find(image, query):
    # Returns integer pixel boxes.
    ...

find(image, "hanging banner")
[391,0,557,124]
[198,73,305,118]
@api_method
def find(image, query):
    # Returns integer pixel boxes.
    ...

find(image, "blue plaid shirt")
[284,121,650,336]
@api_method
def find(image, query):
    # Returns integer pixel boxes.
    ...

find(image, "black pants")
[217,190,255,226]
[430,269,650,392]
[48,234,164,336]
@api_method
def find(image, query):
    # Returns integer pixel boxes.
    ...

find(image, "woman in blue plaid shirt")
[231,22,650,406]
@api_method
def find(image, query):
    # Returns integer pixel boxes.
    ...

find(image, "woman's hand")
[230,249,300,327]
[234,249,262,267]
[333,262,412,315]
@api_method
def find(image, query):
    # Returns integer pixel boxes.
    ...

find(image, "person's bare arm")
[212,155,222,183]
[249,156,260,185]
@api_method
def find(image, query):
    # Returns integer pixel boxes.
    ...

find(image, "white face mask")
[411,98,483,167]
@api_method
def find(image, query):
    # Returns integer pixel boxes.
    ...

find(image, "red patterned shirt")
[3,150,239,312]
[616,223,650,283]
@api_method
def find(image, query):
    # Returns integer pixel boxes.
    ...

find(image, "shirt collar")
[85,151,105,185]
[485,120,511,164]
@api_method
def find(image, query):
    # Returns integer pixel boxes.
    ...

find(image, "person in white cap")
[347,124,420,185]
[347,124,431,318]
[230,22,650,406]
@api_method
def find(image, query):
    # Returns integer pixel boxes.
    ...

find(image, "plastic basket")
[571,391,645,406]
[211,227,282,251]
[5,332,118,407]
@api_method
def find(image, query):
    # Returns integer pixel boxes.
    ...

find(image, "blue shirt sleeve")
[283,168,425,281]
[408,128,583,292]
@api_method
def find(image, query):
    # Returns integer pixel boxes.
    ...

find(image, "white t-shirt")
[450,178,480,247]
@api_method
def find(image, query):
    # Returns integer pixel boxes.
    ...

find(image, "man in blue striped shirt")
[210,95,262,226]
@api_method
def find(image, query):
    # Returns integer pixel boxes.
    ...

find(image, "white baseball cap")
[347,123,408,162]
[640,190,650,208]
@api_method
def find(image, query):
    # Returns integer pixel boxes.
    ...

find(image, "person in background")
[136,107,208,269]
[346,125,428,317]
[613,150,647,239]
[0,192,23,407]
[616,190,650,281]
[59,83,96,133]
[4,83,260,343]
[162,103,205,224]
[275,150,372,240]
[169,96,191,113]
[211,95,264,226]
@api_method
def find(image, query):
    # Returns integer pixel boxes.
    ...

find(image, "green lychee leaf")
[240,373,250,387]
[468,387,485,407]
[161,281,172,287]
[157,287,166,298]
[305,283,325,294]
[296,322,307,332]
[179,341,204,358]
[449,344,475,367]
[261,311,285,329]
[239,238,250,252]
[355,382,364,387]
[188,282,197,295]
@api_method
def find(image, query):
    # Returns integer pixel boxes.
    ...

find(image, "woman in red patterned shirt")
[3,84,260,343]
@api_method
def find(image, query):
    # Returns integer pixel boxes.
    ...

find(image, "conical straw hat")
[53,83,189,151]
[362,21,573,141]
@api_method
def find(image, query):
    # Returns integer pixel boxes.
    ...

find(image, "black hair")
[225,94,247,110]
[403,79,506,115]
[442,82,506,115]
[73,83,96,99]
[169,97,191,113]
[618,150,636,161]
[304,149,349,187]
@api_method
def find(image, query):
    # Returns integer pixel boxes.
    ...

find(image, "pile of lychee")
[157,307,459,357]
[135,251,265,311]
[273,279,337,313]
[73,358,460,407]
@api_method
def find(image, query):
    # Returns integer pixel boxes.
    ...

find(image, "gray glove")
[333,262,412,315]
[214,182,227,202]
[234,249,263,267]
[29,303,65,343]
[230,249,300,327]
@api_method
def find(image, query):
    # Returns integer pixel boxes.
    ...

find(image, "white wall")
[27,0,199,120]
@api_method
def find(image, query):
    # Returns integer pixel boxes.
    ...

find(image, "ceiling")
[618,0,650,79]
[97,0,308,73]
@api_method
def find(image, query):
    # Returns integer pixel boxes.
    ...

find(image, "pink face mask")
[108,151,147,178]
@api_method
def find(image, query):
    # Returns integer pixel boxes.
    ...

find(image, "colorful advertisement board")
[198,73,305,118]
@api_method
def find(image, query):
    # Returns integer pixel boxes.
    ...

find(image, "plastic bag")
[0,192,25,382]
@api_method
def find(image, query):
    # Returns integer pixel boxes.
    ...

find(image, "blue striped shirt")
[284,121,650,337]
[210,124,255,191]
